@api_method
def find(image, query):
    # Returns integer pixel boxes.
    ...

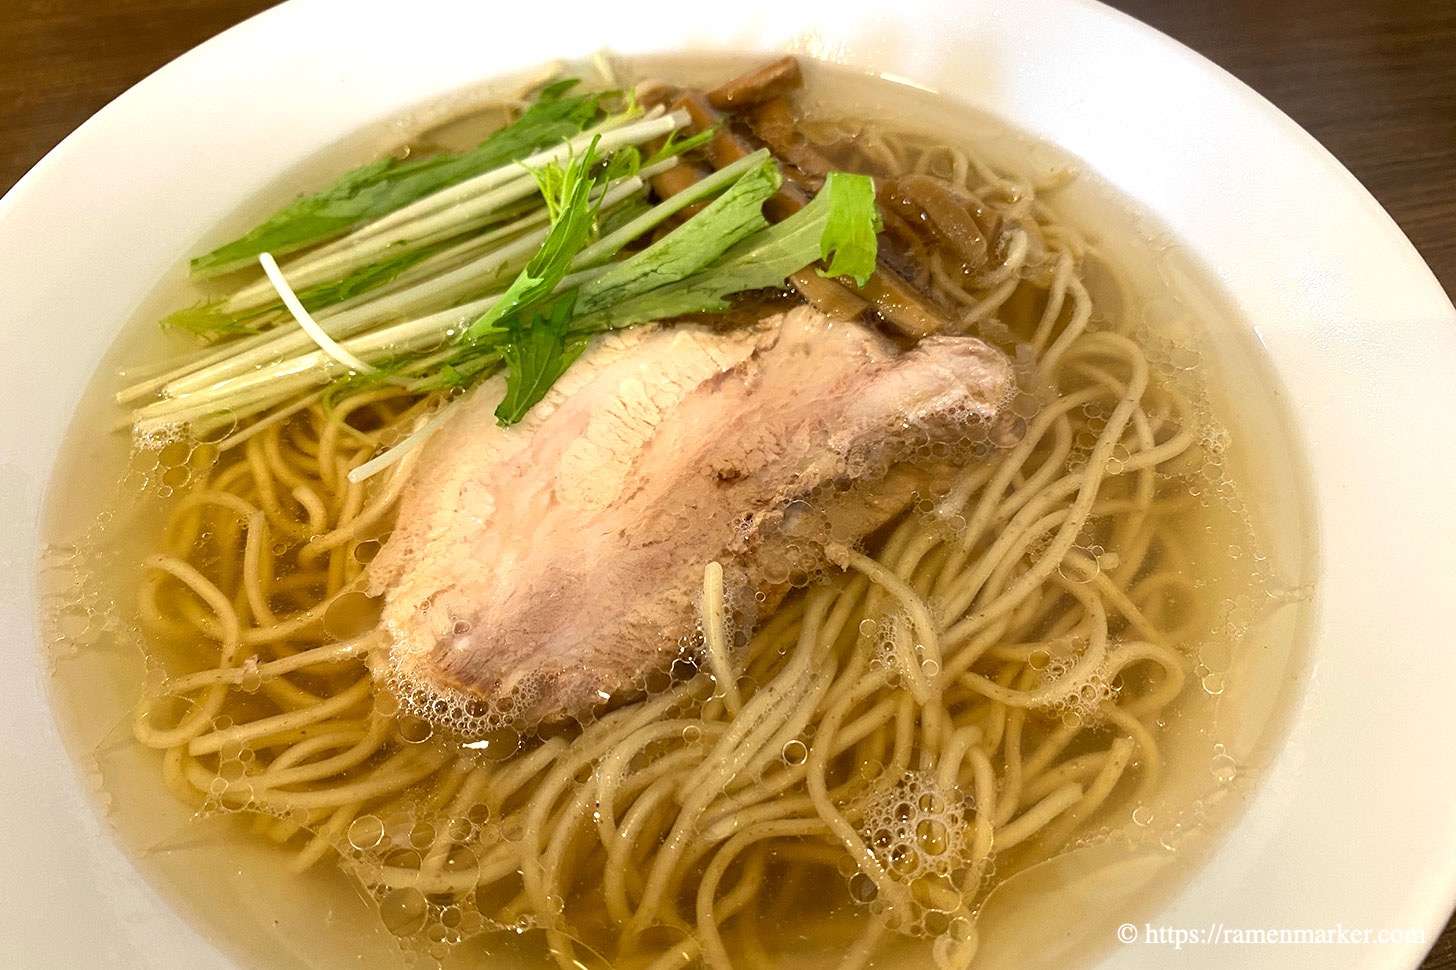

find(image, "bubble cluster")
[850,771,992,942]
[859,773,967,888]
[335,800,538,959]
[1034,646,1119,724]
[381,644,541,745]
[126,436,205,499]
[39,526,137,668]
[867,610,925,686]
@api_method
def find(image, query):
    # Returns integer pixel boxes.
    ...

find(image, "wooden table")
[1,0,1452,966]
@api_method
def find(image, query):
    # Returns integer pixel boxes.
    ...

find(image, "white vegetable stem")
[577,149,771,265]
[125,111,756,440]
[346,402,461,485]
[133,175,652,406]
[258,252,376,374]
[133,256,617,436]
[348,107,676,242]
[216,109,686,317]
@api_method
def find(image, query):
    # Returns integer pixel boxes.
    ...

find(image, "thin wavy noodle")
[131,120,1215,970]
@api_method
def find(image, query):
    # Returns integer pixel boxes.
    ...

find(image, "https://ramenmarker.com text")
[1117,922,1427,949]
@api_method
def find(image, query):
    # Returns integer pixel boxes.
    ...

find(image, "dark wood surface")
[1107,0,1456,301]
[0,0,1452,965]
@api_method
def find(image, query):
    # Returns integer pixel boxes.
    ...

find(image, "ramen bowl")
[1,1,1453,968]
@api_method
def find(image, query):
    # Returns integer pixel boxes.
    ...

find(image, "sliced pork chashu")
[369,307,1014,725]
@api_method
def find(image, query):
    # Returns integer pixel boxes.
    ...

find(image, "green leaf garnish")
[571,170,879,333]
[575,155,782,313]
[645,124,718,167]
[160,300,271,339]
[464,138,605,340]
[494,292,588,425]
[132,96,883,443]
[190,80,605,278]
[490,167,879,424]
[817,171,883,286]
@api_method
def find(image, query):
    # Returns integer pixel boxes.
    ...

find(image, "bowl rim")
[2,0,1454,967]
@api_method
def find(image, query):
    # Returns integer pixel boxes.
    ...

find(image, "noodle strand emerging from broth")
[131,121,1209,970]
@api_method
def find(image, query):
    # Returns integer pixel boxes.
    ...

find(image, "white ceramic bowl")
[3,1,1454,968]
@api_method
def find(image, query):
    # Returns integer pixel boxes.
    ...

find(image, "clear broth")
[38,55,1316,970]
